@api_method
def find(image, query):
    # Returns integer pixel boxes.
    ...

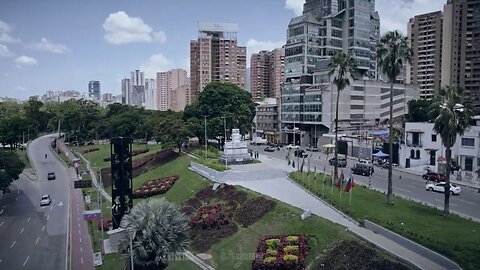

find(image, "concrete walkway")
[216,154,450,270]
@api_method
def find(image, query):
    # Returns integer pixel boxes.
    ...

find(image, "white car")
[40,195,52,206]
[425,182,461,195]
[286,144,300,149]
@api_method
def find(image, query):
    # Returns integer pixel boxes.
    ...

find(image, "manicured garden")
[186,145,229,171]
[290,171,480,270]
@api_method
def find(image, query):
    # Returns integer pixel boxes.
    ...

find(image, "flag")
[345,178,356,192]
[336,170,345,190]
[83,209,102,221]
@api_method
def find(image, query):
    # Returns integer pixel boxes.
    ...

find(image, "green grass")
[16,149,31,169]
[80,143,162,169]
[290,171,480,270]
[189,146,221,159]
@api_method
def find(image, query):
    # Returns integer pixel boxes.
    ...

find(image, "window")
[465,157,473,172]
[410,150,415,159]
[461,138,475,147]
[416,150,420,159]
[431,134,437,142]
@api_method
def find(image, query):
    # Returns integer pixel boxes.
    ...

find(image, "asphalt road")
[0,135,70,270]
[249,145,480,220]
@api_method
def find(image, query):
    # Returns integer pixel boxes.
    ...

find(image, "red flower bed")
[252,234,310,270]
[132,175,179,199]
[83,147,99,154]
[104,148,149,161]
[234,197,275,227]
[189,204,231,229]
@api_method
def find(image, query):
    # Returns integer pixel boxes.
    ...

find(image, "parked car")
[306,146,319,152]
[351,164,372,176]
[294,149,308,157]
[40,195,52,206]
[250,137,268,145]
[356,160,374,173]
[425,182,461,195]
[329,157,347,167]
[47,171,56,180]
[264,146,276,152]
[422,172,445,182]
[286,144,300,150]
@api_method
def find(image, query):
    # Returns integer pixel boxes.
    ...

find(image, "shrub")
[189,204,230,229]
[283,254,298,262]
[132,175,179,199]
[83,148,99,154]
[263,257,276,264]
[189,223,238,252]
[234,197,275,227]
[266,238,281,248]
[284,245,299,253]
[252,234,309,270]
[194,186,216,203]
[184,197,202,209]
[266,248,278,256]
[215,184,247,204]
[286,235,299,243]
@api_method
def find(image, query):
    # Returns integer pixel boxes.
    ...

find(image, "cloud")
[0,20,21,43]
[16,86,26,91]
[285,0,305,16]
[15,55,38,68]
[0,44,13,57]
[246,39,284,67]
[140,53,172,78]
[103,11,167,45]
[30,38,69,54]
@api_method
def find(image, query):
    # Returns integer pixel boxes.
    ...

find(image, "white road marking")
[10,241,16,248]
[78,223,80,228]
[0,221,4,227]
[47,215,49,220]
[0,209,4,215]
[27,217,30,222]
[78,230,81,235]
[81,257,83,264]
[79,237,82,243]
[52,199,55,203]
[23,256,29,266]
[58,201,63,207]
[50,206,53,210]
[80,247,83,253]
[16,197,18,201]
[20,228,24,234]
[42,225,45,231]
[393,187,411,193]
[35,237,40,245]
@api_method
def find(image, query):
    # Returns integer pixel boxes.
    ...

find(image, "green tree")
[184,82,255,141]
[118,198,189,270]
[0,150,25,192]
[429,86,473,215]
[377,30,412,205]
[23,97,50,135]
[153,114,192,150]
[328,52,357,179]
[407,99,432,122]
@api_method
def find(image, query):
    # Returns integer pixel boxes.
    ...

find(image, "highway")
[249,145,480,220]
[0,135,70,270]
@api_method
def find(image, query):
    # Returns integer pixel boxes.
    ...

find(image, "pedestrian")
[292,160,295,168]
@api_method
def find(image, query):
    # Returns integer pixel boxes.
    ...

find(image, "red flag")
[337,170,345,190]
[345,178,356,192]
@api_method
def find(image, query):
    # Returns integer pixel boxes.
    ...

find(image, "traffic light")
[110,137,133,229]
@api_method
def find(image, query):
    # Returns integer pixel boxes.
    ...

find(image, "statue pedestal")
[219,128,254,164]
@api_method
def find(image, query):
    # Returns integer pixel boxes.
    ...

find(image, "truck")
[250,137,268,145]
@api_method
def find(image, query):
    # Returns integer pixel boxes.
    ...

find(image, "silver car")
[40,195,52,206]
[425,182,461,195]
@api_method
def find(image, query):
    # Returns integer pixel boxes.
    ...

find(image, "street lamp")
[202,115,208,160]
[221,116,227,169]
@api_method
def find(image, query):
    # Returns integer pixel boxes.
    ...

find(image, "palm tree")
[328,52,357,180]
[429,86,472,215]
[376,30,412,205]
[118,197,189,270]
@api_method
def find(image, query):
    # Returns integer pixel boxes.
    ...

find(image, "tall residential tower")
[250,48,285,100]
[88,81,101,100]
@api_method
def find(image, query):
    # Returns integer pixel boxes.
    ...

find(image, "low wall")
[364,219,461,270]
[189,161,224,183]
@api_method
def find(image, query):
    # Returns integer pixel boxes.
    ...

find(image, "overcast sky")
[0,0,445,100]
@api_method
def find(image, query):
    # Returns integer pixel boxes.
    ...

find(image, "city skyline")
[0,0,444,100]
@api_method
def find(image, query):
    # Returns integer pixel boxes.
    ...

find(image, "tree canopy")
[407,99,432,122]
[0,151,25,192]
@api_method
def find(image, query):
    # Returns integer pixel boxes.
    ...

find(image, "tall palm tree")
[328,52,357,180]
[118,197,189,270]
[377,30,412,205]
[429,86,472,215]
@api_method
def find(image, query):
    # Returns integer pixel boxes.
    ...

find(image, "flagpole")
[330,169,334,202]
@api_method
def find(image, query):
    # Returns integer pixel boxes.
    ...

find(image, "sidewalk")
[217,153,451,270]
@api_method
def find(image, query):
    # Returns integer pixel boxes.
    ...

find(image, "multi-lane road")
[249,145,480,220]
[0,135,70,269]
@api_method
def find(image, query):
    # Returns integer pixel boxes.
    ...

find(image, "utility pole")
[222,116,227,169]
[203,115,208,160]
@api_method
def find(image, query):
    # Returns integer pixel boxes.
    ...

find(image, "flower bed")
[234,197,276,227]
[83,147,99,154]
[103,148,149,161]
[132,175,179,199]
[189,204,231,229]
[252,234,310,270]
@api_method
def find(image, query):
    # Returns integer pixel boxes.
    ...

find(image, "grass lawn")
[79,143,162,169]
[290,171,480,270]
[16,149,31,169]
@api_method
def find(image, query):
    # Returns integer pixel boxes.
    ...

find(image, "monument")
[219,128,254,164]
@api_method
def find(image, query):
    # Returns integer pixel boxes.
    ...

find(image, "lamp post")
[202,115,208,160]
[221,116,227,169]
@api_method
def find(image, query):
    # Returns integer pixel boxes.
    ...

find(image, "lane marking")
[50,206,53,211]
[80,247,83,253]
[35,237,40,245]
[0,209,4,215]
[78,223,80,228]
[20,228,24,234]
[16,197,18,201]
[81,257,83,264]
[0,221,4,227]
[47,215,49,220]
[27,217,30,223]
[78,230,81,235]
[393,187,412,193]
[42,225,45,231]
[23,256,29,266]
[10,241,16,248]
[79,237,82,243]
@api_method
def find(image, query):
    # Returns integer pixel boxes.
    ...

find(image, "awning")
[407,129,424,133]
[424,148,438,151]
[372,150,389,158]
[323,143,336,148]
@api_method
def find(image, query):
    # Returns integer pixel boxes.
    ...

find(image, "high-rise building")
[251,48,285,100]
[156,68,188,111]
[88,81,101,100]
[131,70,145,107]
[190,22,247,101]
[281,0,381,145]
[144,78,156,110]
[171,84,191,112]
[121,78,131,105]
[407,11,443,100]
[441,0,480,110]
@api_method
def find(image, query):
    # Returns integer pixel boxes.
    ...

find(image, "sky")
[0,0,445,100]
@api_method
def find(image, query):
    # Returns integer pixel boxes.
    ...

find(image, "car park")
[425,182,461,195]
[264,146,276,152]
[422,172,445,182]
[40,195,52,206]
[351,164,372,176]
[329,157,347,167]
[47,171,56,180]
